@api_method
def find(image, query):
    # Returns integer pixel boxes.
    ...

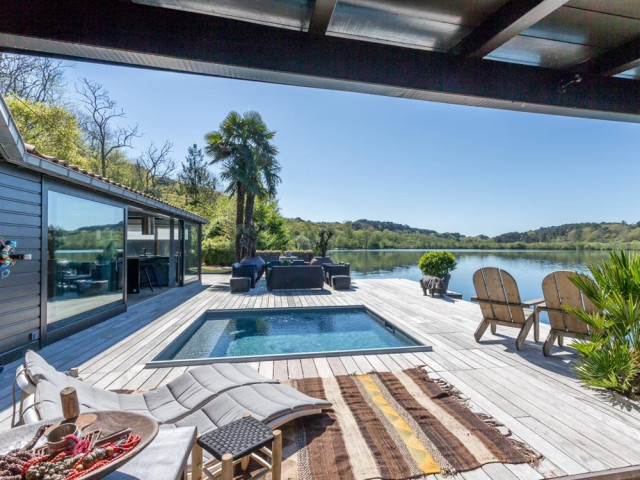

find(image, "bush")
[256,250,314,262]
[568,251,640,396]
[202,238,235,266]
[418,251,457,277]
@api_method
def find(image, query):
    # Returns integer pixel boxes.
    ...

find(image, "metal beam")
[308,0,338,35]
[578,37,640,77]
[451,0,569,58]
[0,0,638,122]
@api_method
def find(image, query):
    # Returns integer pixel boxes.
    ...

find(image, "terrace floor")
[2,275,640,479]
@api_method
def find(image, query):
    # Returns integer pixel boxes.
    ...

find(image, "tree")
[204,111,280,261]
[75,78,140,177]
[254,199,289,251]
[4,97,90,167]
[178,144,217,206]
[0,53,68,103]
[135,141,176,196]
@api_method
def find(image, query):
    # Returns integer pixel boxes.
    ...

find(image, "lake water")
[328,249,610,304]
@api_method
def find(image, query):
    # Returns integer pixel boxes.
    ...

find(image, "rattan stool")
[230,276,251,293]
[192,415,281,480]
[331,275,351,290]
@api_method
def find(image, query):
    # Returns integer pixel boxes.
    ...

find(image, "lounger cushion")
[143,364,278,423]
[26,350,280,424]
[174,383,331,433]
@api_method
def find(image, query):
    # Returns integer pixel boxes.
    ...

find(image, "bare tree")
[0,53,68,103]
[75,78,140,177]
[136,141,176,196]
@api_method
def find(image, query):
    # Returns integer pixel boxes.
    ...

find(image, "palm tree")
[204,111,280,261]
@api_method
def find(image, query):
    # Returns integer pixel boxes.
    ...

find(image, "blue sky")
[65,61,640,237]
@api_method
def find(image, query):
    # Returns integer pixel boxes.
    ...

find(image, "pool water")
[154,307,426,362]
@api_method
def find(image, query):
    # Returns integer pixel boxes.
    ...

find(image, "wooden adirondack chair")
[537,270,600,356]
[472,267,544,350]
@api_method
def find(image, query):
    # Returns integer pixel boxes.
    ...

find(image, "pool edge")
[146,344,433,368]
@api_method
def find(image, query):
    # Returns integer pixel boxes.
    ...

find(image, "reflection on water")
[329,249,610,303]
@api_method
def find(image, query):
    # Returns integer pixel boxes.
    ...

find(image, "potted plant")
[310,228,334,266]
[418,251,457,295]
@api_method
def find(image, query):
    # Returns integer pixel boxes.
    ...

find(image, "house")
[0,96,208,364]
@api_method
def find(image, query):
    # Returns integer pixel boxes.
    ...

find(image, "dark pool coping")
[145,305,432,368]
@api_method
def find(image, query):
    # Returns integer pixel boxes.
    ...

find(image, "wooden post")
[191,434,203,480]
[272,430,282,480]
[240,412,251,471]
[221,453,233,480]
[60,387,79,420]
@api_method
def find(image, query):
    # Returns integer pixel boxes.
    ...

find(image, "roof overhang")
[0,0,639,123]
[0,97,208,224]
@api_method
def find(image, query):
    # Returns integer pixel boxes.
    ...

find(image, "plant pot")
[240,256,266,276]
[441,274,451,295]
[310,256,334,266]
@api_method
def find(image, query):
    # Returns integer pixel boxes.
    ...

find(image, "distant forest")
[285,219,640,251]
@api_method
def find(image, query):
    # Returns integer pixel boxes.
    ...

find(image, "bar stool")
[140,260,162,292]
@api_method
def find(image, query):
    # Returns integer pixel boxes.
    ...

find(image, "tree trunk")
[244,193,256,258]
[235,185,245,262]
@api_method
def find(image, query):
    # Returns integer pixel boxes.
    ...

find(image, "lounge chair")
[15,351,331,433]
[471,267,544,350]
[538,270,600,356]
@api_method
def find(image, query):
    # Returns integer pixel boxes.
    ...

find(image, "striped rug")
[279,368,540,479]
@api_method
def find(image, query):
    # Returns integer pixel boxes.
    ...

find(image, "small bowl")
[47,423,81,454]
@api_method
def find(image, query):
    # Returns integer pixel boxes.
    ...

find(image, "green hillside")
[285,219,640,251]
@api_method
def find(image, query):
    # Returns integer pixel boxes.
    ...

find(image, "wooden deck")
[2,275,640,479]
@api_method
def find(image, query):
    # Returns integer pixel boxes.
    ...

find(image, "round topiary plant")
[418,251,457,277]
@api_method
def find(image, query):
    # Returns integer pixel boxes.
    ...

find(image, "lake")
[328,249,610,304]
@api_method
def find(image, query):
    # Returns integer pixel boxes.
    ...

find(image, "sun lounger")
[471,267,544,350]
[538,270,600,356]
[16,351,331,433]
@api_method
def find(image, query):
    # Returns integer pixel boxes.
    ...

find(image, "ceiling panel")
[487,35,603,68]
[326,0,509,51]
[567,0,640,20]
[523,5,640,49]
[132,0,312,30]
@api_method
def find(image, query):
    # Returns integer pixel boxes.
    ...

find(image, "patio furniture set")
[230,258,351,293]
[472,267,599,355]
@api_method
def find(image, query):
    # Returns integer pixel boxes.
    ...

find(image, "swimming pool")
[149,306,431,366]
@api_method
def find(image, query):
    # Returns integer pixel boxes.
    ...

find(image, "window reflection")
[47,191,125,325]
[184,222,199,281]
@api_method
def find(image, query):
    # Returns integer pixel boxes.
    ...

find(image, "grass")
[201,265,232,274]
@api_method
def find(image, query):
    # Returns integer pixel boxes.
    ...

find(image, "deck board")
[2,275,640,479]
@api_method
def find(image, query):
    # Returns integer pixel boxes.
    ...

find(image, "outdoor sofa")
[15,351,331,436]
[266,263,324,290]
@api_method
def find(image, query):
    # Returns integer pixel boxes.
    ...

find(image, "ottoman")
[331,275,351,290]
[230,276,251,293]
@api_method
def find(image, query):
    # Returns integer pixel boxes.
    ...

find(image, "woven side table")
[192,415,281,480]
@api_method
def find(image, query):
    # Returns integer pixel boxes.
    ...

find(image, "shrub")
[567,251,640,396]
[202,238,235,266]
[255,250,314,262]
[418,251,457,277]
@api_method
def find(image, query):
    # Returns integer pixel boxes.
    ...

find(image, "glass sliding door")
[47,191,125,326]
[183,222,200,283]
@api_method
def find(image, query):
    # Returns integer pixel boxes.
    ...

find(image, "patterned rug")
[278,368,541,479]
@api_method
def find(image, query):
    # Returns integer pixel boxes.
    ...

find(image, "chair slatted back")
[542,271,594,335]
[473,267,526,325]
